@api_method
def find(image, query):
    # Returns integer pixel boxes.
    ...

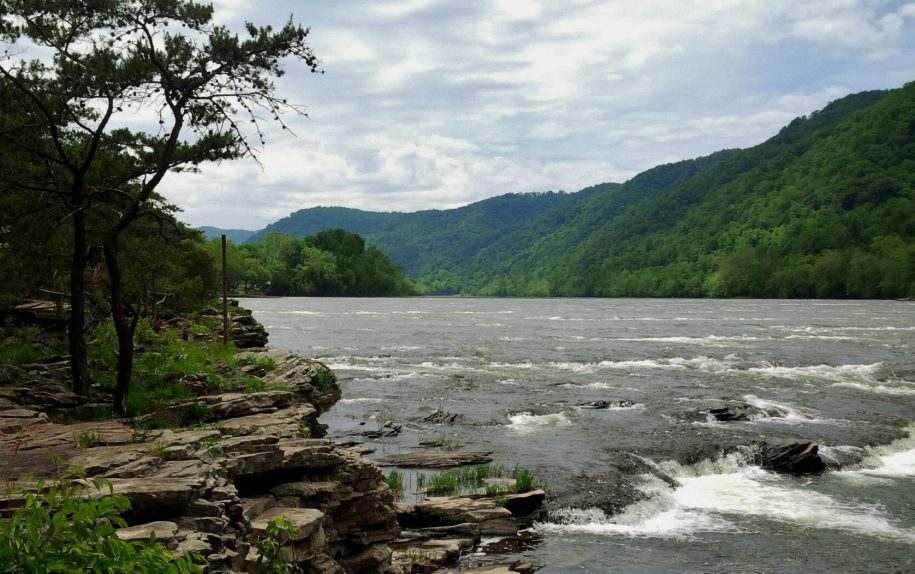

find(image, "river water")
[243,297,915,573]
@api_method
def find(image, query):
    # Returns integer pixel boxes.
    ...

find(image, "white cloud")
[158,0,915,229]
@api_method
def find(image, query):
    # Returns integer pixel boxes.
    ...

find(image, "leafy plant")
[313,369,334,390]
[73,430,102,449]
[255,517,300,574]
[0,477,202,573]
[200,436,222,456]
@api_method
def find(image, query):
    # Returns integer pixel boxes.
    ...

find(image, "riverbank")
[0,309,545,573]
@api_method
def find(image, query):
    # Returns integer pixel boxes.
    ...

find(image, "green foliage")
[313,368,334,390]
[200,436,222,457]
[147,441,168,458]
[511,466,539,493]
[250,356,278,372]
[214,229,416,296]
[72,430,102,449]
[0,325,59,365]
[87,321,239,418]
[255,517,299,574]
[180,403,209,427]
[385,471,405,501]
[413,464,541,497]
[244,377,267,393]
[239,85,915,299]
[0,477,202,573]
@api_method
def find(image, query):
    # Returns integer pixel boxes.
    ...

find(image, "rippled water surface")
[245,298,915,573]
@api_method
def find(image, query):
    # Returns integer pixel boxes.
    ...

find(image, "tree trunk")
[69,208,91,396]
[104,239,136,416]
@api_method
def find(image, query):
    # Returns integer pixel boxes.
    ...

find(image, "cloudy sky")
[164,0,915,230]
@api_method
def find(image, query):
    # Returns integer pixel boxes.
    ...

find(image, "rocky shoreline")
[1,325,544,574]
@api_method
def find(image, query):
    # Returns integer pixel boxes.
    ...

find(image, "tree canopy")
[0,0,320,412]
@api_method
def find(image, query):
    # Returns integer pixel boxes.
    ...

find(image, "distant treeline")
[212,228,417,297]
[223,83,915,299]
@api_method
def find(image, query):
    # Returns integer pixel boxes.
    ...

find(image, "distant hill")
[199,226,255,244]
[238,82,915,298]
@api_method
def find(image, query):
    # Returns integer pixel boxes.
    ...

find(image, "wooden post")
[222,234,229,346]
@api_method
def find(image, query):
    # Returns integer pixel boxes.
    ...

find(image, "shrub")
[0,477,202,573]
[313,369,334,390]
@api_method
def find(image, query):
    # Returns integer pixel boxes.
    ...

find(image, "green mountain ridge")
[214,82,915,298]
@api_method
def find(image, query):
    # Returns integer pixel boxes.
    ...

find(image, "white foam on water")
[748,363,884,383]
[741,395,826,424]
[490,361,538,370]
[324,363,392,373]
[543,456,915,541]
[600,356,737,372]
[838,424,915,479]
[548,361,598,373]
[277,310,326,316]
[614,335,767,346]
[506,412,573,433]
[830,380,915,395]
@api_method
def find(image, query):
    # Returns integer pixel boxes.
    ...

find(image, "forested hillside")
[224,82,914,299]
[450,85,914,298]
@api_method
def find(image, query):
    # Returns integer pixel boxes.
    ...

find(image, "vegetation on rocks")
[0,477,202,574]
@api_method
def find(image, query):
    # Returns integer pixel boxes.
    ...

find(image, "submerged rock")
[579,400,635,410]
[377,451,493,468]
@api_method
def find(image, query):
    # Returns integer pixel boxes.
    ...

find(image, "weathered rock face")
[225,309,270,349]
[0,352,399,574]
[392,489,546,572]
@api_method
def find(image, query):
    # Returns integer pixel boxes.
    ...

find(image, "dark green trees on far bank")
[209,228,417,297]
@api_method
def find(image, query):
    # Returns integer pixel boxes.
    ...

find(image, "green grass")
[0,325,59,366]
[73,430,102,449]
[247,356,277,372]
[385,471,405,501]
[415,464,542,497]
[244,377,267,393]
[87,319,242,418]
[147,441,167,458]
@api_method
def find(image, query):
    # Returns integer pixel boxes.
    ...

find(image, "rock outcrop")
[758,439,826,474]
[0,351,400,574]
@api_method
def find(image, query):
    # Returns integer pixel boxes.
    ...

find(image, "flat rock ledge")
[1,347,546,574]
[392,491,546,573]
[1,352,398,574]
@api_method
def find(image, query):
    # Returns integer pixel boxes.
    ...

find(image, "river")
[243,297,915,573]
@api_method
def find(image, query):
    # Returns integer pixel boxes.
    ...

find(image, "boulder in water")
[759,439,825,474]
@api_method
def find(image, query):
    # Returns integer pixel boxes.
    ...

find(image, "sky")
[161,0,915,230]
